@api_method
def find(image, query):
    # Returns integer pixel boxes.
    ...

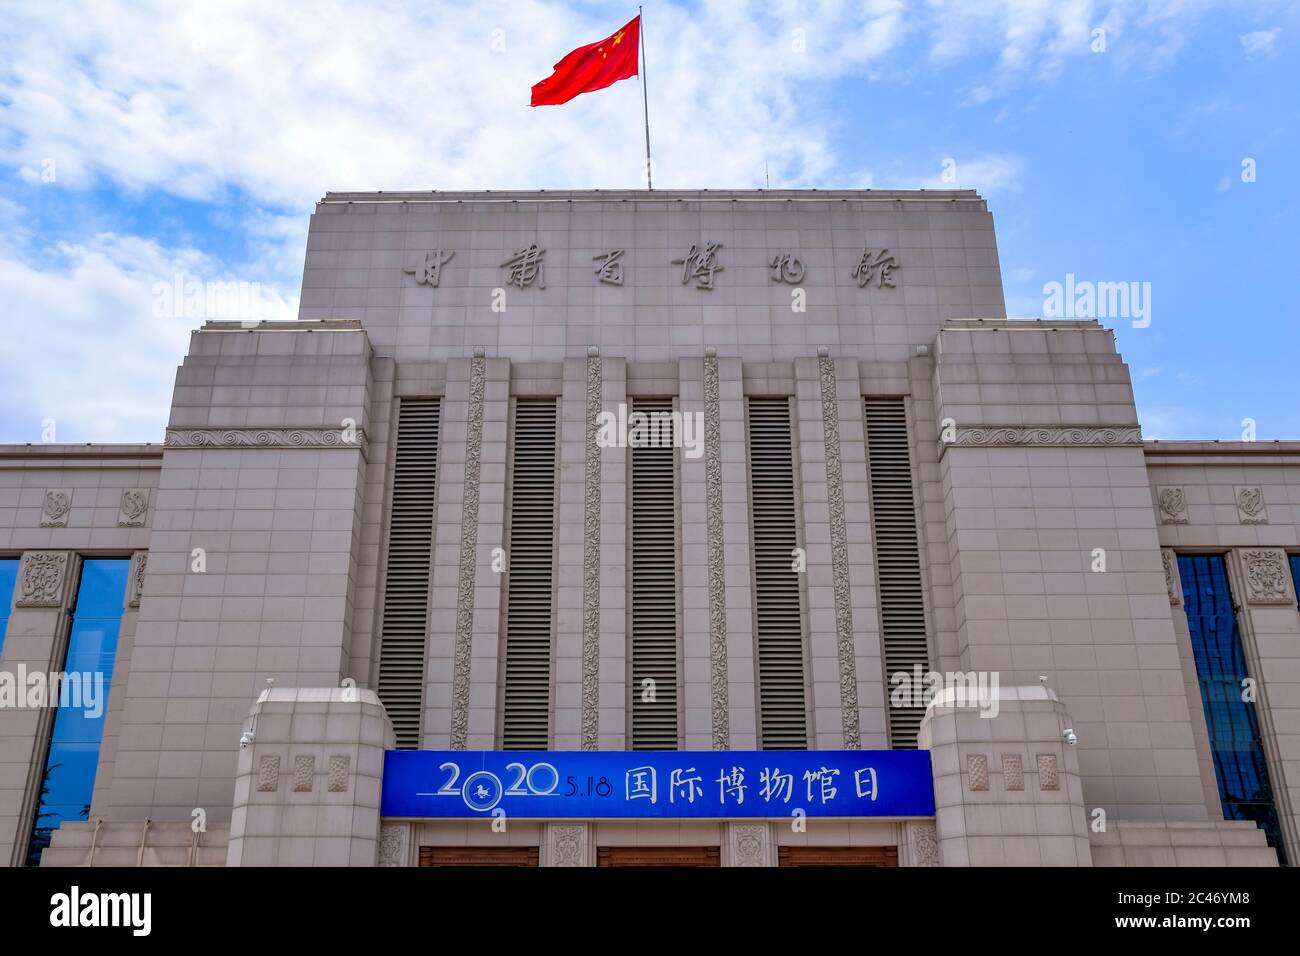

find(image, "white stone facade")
[0,190,1292,867]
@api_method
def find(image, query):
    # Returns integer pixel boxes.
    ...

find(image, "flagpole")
[639,5,652,190]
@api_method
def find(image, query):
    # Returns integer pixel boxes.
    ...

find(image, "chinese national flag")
[530,16,639,106]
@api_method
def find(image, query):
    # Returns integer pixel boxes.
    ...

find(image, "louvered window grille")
[864,398,930,749]
[377,399,441,750]
[629,398,680,749]
[746,397,809,750]
[501,399,559,750]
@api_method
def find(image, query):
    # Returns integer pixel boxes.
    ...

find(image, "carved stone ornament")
[819,356,860,749]
[117,488,149,527]
[1002,754,1024,791]
[127,551,148,608]
[257,755,280,792]
[1240,549,1293,605]
[908,823,940,867]
[450,356,486,751]
[944,425,1143,451]
[328,755,350,792]
[728,823,771,867]
[1037,754,1060,791]
[967,753,989,791]
[378,823,410,867]
[165,427,367,450]
[703,353,730,749]
[548,825,587,867]
[293,755,315,792]
[580,355,602,751]
[40,489,72,527]
[1235,486,1268,525]
[16,551,70,608]
[1161,549,1182,606]
[1156,486,1189,525]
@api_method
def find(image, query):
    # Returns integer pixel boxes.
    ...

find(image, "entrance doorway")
[778,846,898,866]
[596,846,721,866]
[419,846,540,866]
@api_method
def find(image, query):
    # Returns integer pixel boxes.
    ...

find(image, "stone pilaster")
[0,551,77,866]
[919,685,1092,866]
[227,687,394,866]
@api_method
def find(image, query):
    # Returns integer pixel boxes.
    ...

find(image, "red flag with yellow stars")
[530,16,639,106]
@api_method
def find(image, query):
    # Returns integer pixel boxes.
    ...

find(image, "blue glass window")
[1291,555,1300,608]
[25,558,129,867]
[1178,554,1287,864]
[0,558,18,656]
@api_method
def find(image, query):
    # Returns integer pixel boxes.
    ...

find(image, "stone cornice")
[941,425,1141,455]
[164,427,367,450]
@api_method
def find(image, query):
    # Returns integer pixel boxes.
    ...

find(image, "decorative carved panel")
[40,489,72,527]
[1235,486,1268,525]
[257,755,280,792]
[967,753,989,791]
[293,755,315,792]
[1239,549,1293,605]
[1156,486,1189,525]
[1002,754,1024,791]
[16,551,71,608]
[1037,754,1060,791]
[117,488,150,527]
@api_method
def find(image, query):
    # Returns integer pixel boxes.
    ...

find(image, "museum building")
[0,189,1296,867]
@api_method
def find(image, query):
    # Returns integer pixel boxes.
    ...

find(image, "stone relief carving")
[1162,549,1182,606]
[703,353,730,750]
[1037,754,1060,791]
[293,755,315,792]
[592,249,625,286]
[548,825,587,867]
[945,425,1143,450]
[165,428,368,450]
[967,753,989,791]
[40,489,72,527]
[1002,754,1024,791]
[378,823,410,867]
[328,755,350,792]
[909,823,940,867]
[728,823,771,867]
[818,355,860,749]
[501,244,545,288]
[769,253,804,284]
[403,249,453,287]
[1235,486,1268,525]
[673,242,723,290]
[127,551,148,608]
[117,488,150,527]
[1240,549,1292,605]
[1156,486,1189,524]
[16,551,70,607]
[851,248,900,288]
[581,355,602,751]
[450,356,486,751]
[257,755,280,792]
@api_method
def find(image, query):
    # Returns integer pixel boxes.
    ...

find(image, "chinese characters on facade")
[624,763,879,807]
[402,244,902,291]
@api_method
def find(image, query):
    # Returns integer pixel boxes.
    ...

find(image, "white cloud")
[0,234,296,442]
[1240,28,1281,59]
[919,152,1026,193]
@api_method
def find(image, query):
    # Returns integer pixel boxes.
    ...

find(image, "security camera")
[239,731,255,749]
[1062,728,1078,746]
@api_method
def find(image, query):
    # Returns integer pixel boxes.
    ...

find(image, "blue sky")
[1,0,1296,443]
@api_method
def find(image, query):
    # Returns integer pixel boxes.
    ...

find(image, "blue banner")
[381,750,934,819]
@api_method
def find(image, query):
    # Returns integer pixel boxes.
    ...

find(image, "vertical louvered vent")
[630,398,680,749]
[501,399,558,750]
[864,398,930,749]
[747,397,808,750]
[377,398,441,750]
